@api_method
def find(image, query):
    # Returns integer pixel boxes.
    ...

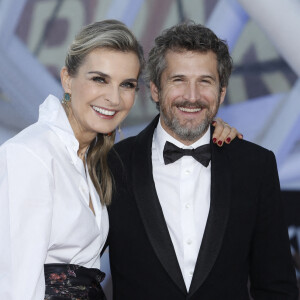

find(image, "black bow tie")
[163,141,211,167]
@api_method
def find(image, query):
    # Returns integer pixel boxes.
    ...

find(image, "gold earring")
[118,124,124,140]
[62,92,71,105]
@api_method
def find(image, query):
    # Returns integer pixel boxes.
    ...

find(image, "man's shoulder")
[108,136,138,172]
[110,136,137,164]
[113,135,137,153]
[230,138,270,153]
[112,115,159,156]
[234,137,271,152]
[224,138,275,165]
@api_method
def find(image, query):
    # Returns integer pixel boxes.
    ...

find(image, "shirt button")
[185,203,190,209]
[186,239,192,245]
[189,270,193,277]
[185,169,191,175]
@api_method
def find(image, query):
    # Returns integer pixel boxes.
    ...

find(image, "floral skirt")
[44,263,106,300]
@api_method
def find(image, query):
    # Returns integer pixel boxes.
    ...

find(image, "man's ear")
[150,81,159,103]
[60,67,72,94]
[219,86,227,105]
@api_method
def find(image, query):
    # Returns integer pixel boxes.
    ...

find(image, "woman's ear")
[60,67,72,93]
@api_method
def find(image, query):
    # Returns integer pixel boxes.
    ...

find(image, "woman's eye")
[121,82,137,89]
[92,76,105,83]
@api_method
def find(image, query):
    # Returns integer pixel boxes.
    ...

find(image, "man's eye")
[173,78,183,82]
[201,78,213,84]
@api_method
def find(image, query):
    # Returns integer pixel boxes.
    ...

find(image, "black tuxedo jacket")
[107,115,298,300]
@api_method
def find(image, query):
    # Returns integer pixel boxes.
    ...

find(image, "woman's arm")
[0,143,54,300]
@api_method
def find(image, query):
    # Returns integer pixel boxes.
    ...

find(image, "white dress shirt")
[152,119,211,291]
[0,95,109,300]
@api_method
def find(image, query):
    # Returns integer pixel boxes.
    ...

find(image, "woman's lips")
[91,105,116,117]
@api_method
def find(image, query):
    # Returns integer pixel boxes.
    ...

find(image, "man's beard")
[160,98,220,142]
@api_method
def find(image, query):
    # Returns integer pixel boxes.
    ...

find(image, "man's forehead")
[163,50,218,74]
[165,49,216,59]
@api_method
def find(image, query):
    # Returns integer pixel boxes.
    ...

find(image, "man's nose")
[183,82,200,102]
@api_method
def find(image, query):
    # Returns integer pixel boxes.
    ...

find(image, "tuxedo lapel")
[131,115,187,294]
[189,133,232,296]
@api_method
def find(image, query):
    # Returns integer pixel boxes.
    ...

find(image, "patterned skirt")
[44,263,106,300]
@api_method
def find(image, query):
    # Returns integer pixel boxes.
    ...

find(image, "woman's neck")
[63,104,97,161]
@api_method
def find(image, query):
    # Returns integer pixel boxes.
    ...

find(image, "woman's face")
[61,48,140,140]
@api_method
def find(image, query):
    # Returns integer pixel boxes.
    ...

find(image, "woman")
[0,20,240,299]
[0,19,143,300]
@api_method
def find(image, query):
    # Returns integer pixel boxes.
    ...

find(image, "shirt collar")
[38,94,79,162]
[153,117,211,164]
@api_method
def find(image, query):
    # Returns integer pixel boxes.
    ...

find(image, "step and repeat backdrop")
[0,0,299,298]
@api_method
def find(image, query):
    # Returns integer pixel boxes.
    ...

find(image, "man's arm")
[249,151,298,299]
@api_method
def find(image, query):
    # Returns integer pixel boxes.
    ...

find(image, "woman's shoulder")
[3,121,50,146]
[0,122,59,169]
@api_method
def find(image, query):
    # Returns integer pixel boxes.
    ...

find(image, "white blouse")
[0,95,109,300]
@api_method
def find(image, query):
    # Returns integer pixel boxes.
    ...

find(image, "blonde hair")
[65,20,144,205]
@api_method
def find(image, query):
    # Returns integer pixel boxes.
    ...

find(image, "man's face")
[150,50,226,145]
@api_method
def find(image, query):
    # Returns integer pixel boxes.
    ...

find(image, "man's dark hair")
[146,21,232,93]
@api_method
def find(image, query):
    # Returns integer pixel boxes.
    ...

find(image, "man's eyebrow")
[167,74,217,81]
[201,74,217,81]
[168,74,186,80]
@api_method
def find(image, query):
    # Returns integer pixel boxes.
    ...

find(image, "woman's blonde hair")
[65,20,144,205]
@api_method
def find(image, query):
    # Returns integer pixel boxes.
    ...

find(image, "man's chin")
[178,121,209,132]
[172,124,209,141]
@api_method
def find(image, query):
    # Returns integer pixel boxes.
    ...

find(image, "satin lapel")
[131,115,187,294]
[189,134,232,296]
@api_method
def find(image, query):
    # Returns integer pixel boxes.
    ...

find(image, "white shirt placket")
[180,155,198,288]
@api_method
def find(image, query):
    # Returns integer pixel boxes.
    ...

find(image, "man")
[107,22,298,299]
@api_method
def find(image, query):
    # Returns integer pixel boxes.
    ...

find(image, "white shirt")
[0,95,109,300]
[152,119,211,291]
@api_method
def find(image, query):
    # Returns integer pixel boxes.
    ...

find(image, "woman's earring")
[62,92,71,105]
[118,124,124,140]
